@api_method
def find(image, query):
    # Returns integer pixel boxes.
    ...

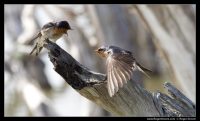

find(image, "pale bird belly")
[48,34,63,42]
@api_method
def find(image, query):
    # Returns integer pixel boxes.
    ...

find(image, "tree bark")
[43,40,195,117]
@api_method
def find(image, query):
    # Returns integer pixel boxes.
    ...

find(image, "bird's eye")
[98,48,103,51]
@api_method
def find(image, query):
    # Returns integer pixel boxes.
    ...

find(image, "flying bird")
[95,45,152,97]
[29,20,72,56]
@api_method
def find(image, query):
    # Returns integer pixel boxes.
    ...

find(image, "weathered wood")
[43,40,195,117]
[153,82,195,117]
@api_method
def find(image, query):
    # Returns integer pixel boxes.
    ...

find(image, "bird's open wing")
[106,52,135,97]
[42,22,56,30]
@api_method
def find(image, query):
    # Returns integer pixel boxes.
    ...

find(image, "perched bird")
[30,20,72,56]
[95,45,152,97]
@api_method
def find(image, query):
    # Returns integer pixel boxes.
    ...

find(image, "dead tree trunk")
[43,40,195,117]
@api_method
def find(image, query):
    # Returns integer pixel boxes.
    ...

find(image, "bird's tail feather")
[29,44,43,56]
[26,32,41,45]
[30,45,37,55]
[136,63,152,79]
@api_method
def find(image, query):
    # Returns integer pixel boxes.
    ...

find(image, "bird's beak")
[94,49,99,52]
[69,26,73,30]
[65,28,73,36]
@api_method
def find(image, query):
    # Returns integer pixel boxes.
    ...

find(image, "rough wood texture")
[43,40,195,117]
[153,82,195,117]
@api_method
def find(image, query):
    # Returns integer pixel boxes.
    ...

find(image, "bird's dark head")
[56,21,73,35]
[56,21,72,30]
[95,46,110,58]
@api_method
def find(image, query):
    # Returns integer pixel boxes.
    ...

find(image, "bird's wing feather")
[111,63,119,93]
[106,52,135,97]
[107,61,115,97]
[42,22,56,30]
[27,32,42,45]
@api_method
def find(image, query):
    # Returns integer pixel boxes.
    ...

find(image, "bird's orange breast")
[96,51,109,58]
[53,28,67,36]
[47,28,67,41]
